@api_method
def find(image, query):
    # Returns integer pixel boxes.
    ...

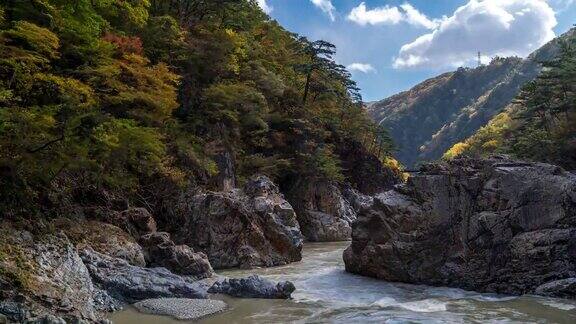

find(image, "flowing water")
[112,242,576,323]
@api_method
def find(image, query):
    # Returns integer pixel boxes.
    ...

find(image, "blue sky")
[257,0,576,101]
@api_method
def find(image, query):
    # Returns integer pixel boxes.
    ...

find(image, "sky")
[256,0,576,101]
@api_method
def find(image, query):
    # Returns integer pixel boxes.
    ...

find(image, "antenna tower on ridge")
[478,51,481,67]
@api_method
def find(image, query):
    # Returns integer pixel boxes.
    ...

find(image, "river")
[112,242,576,323]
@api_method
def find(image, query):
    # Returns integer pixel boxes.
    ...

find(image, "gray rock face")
[171,176,303,269]
[208,275,295,299]
[134,298,227,321]
[140,232,213,278]
[80,248,207,303]
[344,156,576,298]
[288,180,358,242]
[30,235,98,320]
[0,231,114,323]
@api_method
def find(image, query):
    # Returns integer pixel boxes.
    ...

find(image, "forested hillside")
[0,0,396,219]
[368,29,572,168]
[445,29,576,170]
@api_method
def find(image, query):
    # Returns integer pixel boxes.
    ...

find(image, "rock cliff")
[344,156,576,298]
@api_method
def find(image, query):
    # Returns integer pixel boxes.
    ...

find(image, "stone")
[80,248,206,303]
[24,314,66,324]
[208,275,295,299]
[344,156,576,299]
[287,179,356,242]
[118,208,158,237]
[134,298,227,321]
[57,219,146,267]
[0,301,28,323]
[169,176,303,269]
[535,278,576,299]
[140,232,213,278]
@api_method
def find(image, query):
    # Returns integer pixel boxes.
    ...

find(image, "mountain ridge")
[368,28,574,167]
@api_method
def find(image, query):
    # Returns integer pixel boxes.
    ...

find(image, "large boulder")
[139,232,213,278]
[287,179,357,242]
[208,275,295,299]
[344,156,576,298]
[170,176,303,269]
[80,248,207,303]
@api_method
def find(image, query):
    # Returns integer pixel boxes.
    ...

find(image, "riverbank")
[111,242,576,323]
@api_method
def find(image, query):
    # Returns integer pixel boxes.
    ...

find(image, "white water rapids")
[112,242,576,323]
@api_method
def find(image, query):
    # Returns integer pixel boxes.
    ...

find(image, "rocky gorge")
[2,155,576,323]
[344,155,576,299]
[0,172,383,323]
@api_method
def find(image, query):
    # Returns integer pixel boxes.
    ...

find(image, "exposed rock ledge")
[344,156,576,299]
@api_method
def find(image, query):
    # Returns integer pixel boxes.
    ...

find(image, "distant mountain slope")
[369,30,572,167]
[444,28,576,170]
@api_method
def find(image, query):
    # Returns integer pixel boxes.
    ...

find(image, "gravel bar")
[133,298,227,320]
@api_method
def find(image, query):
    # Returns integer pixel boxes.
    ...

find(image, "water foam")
[539,300,576,311]
[372,297,398,307]
[397,299,448,312]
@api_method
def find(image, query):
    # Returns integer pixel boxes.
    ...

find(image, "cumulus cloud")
[310,0,336,21]
[400,3,441,29]
[257,0,272,14]
[393,0,557,69]
[347,63,377,73]
[347,2,439,29]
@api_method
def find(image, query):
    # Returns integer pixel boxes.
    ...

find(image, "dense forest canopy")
[0,0,396,218]
[445,32,576,170]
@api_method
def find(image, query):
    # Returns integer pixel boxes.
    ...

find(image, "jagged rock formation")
[140,232,213,278]
[368,30,572,168]
[344,156,576,298]
[170,176,304,269]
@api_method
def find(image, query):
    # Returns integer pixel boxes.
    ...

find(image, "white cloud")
[310,0,336,21]
[393,0,557,69]
[257,0,272,14]
[400,3,441,29]
[347,2,439,29]
[348,63,377,73]
[347,2,403,26]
